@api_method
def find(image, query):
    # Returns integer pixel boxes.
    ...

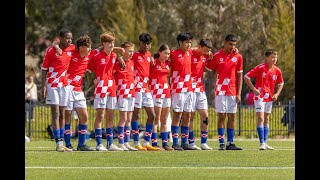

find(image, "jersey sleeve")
[41,46,54,70]
[245,65,259,79]
[236,55,243,73]
[205,56,217,71]
[277,69,284,85]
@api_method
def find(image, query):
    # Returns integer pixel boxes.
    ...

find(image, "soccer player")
[170,32,194,150]
[87,31,123,151]
[244,49,284,150]
[41,28,74,152]
[63,35,95,151]
[205,34,243,150]
[188,39,214,150]
[149,44,174,151]
[130,33,161,151]
[113,41,138,151]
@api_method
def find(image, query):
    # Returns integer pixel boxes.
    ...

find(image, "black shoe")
[219,144,226,150]
[66,144,77,151]
[77,144,95,151]
[181,144,196,150]
[226,143,242,150]
[172,144,184,151]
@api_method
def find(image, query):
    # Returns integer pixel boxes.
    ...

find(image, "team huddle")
[41,29,284,152]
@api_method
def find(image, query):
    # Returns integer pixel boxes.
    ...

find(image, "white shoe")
[96,144,108,151]
[25,136,30,142]
[124,143,138,151]
[189,144,201,150]
[265,144,274,150]
[118,144,129,151]
[107,144,124,151]
[200,143,212,150]
[56,144,73,152]
[259,143,266,150]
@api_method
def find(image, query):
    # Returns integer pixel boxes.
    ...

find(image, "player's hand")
[236,95,241,103]
[253,89,260,96]
[233,48,239,54]
[52,40,62,55]
[208,50,213,59]
[93,79,98,86]
[118,57,126,70]
[41,86,47,99]
[272,94,279,101]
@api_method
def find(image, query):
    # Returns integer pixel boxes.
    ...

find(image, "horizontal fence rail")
[25,102,295,141]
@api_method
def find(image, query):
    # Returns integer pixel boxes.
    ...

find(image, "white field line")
[25,166,294,170]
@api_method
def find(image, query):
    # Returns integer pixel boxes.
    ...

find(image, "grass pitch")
[25,139,295,180]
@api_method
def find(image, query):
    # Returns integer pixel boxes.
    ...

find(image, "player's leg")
[225,96,242,150]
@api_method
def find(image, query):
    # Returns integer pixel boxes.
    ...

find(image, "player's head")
[265,49,278,65]
[176,32,193,51]
[199,38,212,55]
[59,28,73,48]
[76,34,92,55]
[138,33,152,53]
[100,31,115,52]
[223,34,237,53]
[121,41,135,60]
[154,44,170,61]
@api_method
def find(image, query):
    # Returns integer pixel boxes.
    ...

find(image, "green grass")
[25,139,295,179]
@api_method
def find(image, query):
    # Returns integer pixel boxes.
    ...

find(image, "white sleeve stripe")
[205,67,212,71]
[237,70,243,73]
[278,82,284,86]
[244,75,250,79]
[41,67,48,70]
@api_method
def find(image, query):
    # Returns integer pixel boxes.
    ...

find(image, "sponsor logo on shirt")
[231,57,237,62]
[72,58,78,62]
[101,58,106,64]
[219,58,224,63]
[262,72,266,78]
[67,52,72,56]
[272,75,277,80]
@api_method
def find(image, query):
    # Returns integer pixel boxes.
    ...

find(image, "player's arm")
[236,71,243,103]
[52,37,62,55]
[41,69,48,99]
[244,75,260,96]
[117,56,126,70]
[272,83,284,101]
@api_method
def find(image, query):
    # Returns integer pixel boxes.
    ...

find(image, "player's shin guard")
[161,132,169,147]
[124,126,130,143]
[64,124,72,146]
[131,121,139,142]
[106,128,113,147]
[151,132,158,146]
[257,125,265,144]
[227,128,234,144]
[118,126,125,144]
[181,126,189,146]
[218,128,225,144]
[144,123,153,143]
[201,131,208,144]
[78,124,87,147]
[95,128,103,146]
[171,125,179,145]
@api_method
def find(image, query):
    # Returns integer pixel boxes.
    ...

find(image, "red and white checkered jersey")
[114,59,135,98]
[191,49,210,92]
[244,62,284,102]
[87,50,117,98]
[41,44,76,88]
[132,51,152,93]
[170,49,193,93]
[205,49,243,96]
[66,50,94,92]
[149,58,171,98]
